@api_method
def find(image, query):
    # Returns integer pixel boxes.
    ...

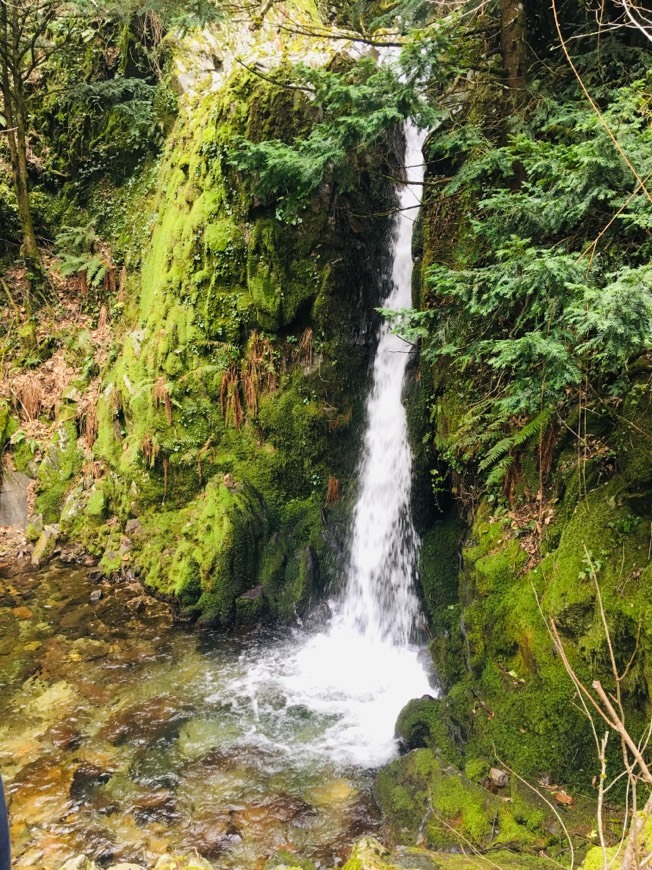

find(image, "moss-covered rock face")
[375,746,605,866]
[418,399,652,790]
[31,55,395,626]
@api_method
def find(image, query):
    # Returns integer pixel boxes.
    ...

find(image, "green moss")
[35,418,83,523]
[376,750,552,854]
[135,478,270,627]
[85,486,107,518]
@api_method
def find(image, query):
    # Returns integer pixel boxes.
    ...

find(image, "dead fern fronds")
[153,377,173,425]
[242,368,258,414]
[97,304,109,331]
[242,331,277,415]
[83,407,98,449]
[142,434,160,467]
[325,475,340,507]
[295,327,314,369]
[78,380,100,450]
[220,366,243,429]
[12,379,43,421]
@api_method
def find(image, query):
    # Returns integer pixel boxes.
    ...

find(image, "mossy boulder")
[135,477,271,626]
[376,749,566,856]
[395,697,454,757]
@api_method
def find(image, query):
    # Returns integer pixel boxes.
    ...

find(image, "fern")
[478,437,515,472]
[485,455,515,490]
[479,408,554,488]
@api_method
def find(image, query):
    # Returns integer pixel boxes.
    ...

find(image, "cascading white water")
[340,119,429,645]
[221,120,433,770]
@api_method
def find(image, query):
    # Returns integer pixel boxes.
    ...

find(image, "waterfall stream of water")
[340,120,429,646]
[222,120,434,769]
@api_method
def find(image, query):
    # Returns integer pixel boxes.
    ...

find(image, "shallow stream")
[0,564,429,869]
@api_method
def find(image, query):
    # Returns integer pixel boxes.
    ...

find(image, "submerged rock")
[264,851,317,869]
[59,858,98,870]
[69,763,112,802]
[100,695,189,746]
[153,856,213,870]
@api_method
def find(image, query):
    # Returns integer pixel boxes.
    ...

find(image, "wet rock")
[90,589,102,603]
[265,852,317,869]
[153,856,212,870]
[133,790,179,825]
[306,778,354,808]
[105,864,145,869]
[59,858,98,870]
[101,695,190,746]
[45,720,83,751]
[8,757,74,825]
[417,648,441,692]
[31,525,59,568]
[237,794,316,828]
[186,815,242,858]
[71,637,109,661]
[343,791,381,840]
[390,846,443,869]
[70,763,112,802]
[13,605,34,620]
[59,604,93,630]
[303,601,331,630]
[395,696,439,752]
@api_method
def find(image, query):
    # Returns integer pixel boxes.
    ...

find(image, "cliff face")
[5,4,397,627]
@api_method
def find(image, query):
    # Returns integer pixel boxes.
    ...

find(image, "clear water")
[0,122,432,869]
[0,566,381,868]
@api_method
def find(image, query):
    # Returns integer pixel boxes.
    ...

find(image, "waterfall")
[340,120,429,645]
[223,121,433,770]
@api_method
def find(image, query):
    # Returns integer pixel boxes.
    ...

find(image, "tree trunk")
[0,4,42,274]
[12,82,41,268]
[501,0,527,104]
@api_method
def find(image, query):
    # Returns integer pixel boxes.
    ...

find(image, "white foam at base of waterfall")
[221,121,433,770]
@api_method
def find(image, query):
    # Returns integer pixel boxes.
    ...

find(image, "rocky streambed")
[0,564,381,869]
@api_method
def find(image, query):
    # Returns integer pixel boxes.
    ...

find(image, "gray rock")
[90,589,102,603]
[31,525,59,567]
[0,464,30,528]
[125,518,142,536]
[489,766,509,788]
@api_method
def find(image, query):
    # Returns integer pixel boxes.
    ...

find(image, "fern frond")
[486,455,515,489]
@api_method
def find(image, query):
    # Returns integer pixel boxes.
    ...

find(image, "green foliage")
[232,22,459,219]
[55,222,111,289]
[397,66,652,491]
